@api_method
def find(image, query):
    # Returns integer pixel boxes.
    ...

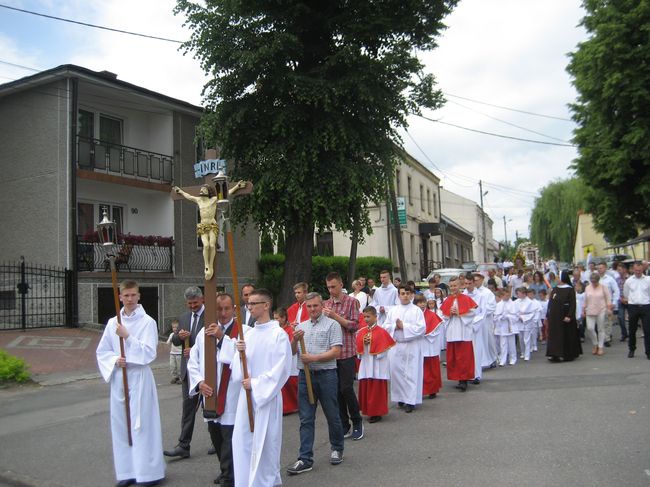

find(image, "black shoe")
[646,354,650,360]
[208,446,217,455]
[397,402,405,408]
[620,336,628,342]
[456,381,468,392]
[628,351,635,358]
[287,460,313,475]
[214,474,222,485]
[163,445,190,458]
[342,424,352,439]
[428,393,437,399]
[369,416,382,423]
[404,404,414,413]
[472,378,481,385]
[116,480,136,487]
[139,481,162,487]
[604,341,611,348]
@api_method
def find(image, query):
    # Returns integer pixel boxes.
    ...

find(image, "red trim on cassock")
[358,378,389,417]
[424,309,443,335]
[440,293,477,318]
[423,356,442,394]
[356,325,396,355]
[446,341,475,381]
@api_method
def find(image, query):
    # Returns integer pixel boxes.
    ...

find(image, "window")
[444,240,450,258]
[455,243,460,260]
[436,242,440,261]
[395,170,401,196]
[420,184,425,211]
[99,115,123,145]
[407,176,413,206]
[427,188,431,214]
[316,232,334,256]
[78,203,124,236]
[433,193,437,218]
[77,202,95,237]
[78,110,94,139]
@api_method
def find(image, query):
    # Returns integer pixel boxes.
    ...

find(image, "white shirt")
[624,275,650,305]
[599,273,620,310]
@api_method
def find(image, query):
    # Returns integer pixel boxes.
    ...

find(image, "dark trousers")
[628,304,650,355]
[298,369,344,465]
[618,304,628,338]
[336,356,362,431]
[208,422,234,486]
[178,377,199,449]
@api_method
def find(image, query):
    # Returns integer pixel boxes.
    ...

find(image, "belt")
[300,368,335,374]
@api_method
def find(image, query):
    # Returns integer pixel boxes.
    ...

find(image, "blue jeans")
[298,369,344,465]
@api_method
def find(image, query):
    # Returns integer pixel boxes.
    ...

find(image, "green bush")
[0,350,30,384]
[258,254,392,301]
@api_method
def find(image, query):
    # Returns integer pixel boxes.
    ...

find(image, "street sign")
[194,159,227,178]
[389,196,408,229]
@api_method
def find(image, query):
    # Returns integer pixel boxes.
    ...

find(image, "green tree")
[567,0,650,243]
[176,0,456,305]
[530,178,586,261]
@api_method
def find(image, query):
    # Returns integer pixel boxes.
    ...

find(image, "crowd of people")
[96,260,650,487]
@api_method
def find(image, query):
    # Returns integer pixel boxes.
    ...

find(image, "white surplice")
[230,320,292,487]
[372,283,400,324]
[187,323,251,426]
[383,303,426,405]
[96,304,165,484]
[464,288,488,378]
[357,334,390,381]
[478,286,498,366]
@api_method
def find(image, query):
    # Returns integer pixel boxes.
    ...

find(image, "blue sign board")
[194,159,227,178]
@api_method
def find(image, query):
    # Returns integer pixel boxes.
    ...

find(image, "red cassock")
[287,301,308,325]
[356,324,396,417]
[440,293,477,381]
[280,324,298,415]
[423,309,443,395]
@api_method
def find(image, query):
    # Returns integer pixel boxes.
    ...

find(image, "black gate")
[0,258,75,330]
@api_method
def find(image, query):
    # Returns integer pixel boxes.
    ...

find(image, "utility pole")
[503,215,508,254]
[479,180,487,263]
[389,177,408,282]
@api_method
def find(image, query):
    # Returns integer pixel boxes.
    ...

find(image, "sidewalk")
[0,326,170,386]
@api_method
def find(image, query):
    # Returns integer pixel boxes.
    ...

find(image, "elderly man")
[164,286,206,459]
[287,292,344,475]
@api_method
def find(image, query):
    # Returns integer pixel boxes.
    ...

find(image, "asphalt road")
[1,333,649,487]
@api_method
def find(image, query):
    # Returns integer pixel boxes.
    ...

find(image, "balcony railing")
[77,238,174,273]
[77,136,173,184]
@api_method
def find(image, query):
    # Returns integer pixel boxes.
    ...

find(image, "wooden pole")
[225,220,255,432]
[298,337,315,405]
[109,256,132,447]
[203,251,219,417]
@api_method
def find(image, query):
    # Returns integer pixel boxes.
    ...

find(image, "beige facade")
[439,188,498,263]
[331,151,442,281]
[573,212,648,262]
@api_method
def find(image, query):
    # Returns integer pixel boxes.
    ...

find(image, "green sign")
[389,196,407,229]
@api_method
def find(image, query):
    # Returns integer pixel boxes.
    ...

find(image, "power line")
[0,3,184,44]
[443,92,573,122]
[447,100,571,143]
[417,114,577,147]
[0,59,39,72]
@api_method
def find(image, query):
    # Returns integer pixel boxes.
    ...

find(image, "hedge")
[0,350,30,384]
[257,254,392,301]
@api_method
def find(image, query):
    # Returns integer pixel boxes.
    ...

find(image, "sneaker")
[351,423,364,440]
[330,450,343,465]
[343,425,352,439]
[287,460,313,475]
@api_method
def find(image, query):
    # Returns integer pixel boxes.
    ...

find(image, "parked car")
[420,268,466,288]
[461,261,477,271]
[476,263,498,277]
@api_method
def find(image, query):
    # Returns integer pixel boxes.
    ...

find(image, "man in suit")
[241,283,256,328]
[164,286,205,459]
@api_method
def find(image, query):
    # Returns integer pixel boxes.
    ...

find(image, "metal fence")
[0,259,74,330]
[77,240,174,273]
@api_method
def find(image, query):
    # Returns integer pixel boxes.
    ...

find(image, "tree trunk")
[347,225,359,290]
[279,223,315,307]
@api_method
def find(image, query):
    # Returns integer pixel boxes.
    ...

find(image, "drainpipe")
[69,77,79,326]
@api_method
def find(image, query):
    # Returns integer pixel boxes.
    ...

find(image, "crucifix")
[171,149,254,427]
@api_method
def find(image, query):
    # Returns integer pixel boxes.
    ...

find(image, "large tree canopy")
[176,0,457,304]
[530,178,586,262]
[567,0,650,244]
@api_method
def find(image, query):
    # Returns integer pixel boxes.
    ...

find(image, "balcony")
[77,136,173,184]
[77,235,174,273]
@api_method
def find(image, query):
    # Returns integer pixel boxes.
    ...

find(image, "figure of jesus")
[173,184,219,280]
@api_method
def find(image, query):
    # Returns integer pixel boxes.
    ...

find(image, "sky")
[0,0,588,244]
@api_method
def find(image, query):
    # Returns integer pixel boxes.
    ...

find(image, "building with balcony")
[330,150,442,281]
[0,65,259,331]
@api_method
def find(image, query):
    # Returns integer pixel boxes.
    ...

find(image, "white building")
[330,150,442,280]
[439,188,499,264]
